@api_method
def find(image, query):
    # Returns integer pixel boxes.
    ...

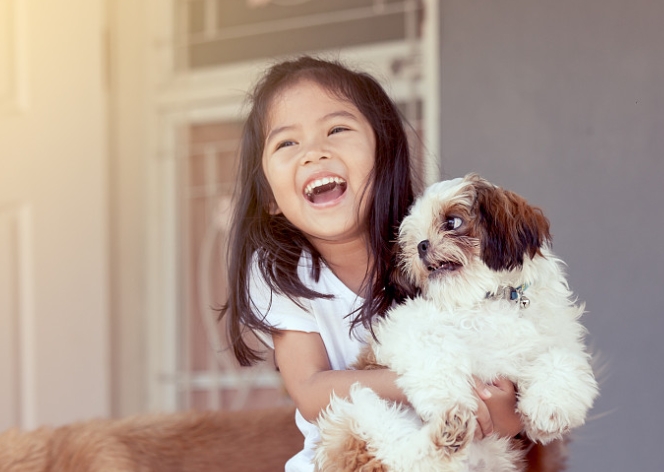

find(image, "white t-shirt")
[250,252,368,472]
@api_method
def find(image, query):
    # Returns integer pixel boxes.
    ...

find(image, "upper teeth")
[304,176,346,196]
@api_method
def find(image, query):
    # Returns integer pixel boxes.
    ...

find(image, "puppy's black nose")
[417,240,429,258]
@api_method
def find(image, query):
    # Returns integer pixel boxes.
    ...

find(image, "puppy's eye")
[443,217,463,231]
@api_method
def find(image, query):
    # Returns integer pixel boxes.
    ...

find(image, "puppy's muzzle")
[417,239,439,272]
[418,239,462,273]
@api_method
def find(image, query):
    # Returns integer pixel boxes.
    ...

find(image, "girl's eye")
[329,126,349,135]
[275,140,296,150]
[443,217,463,231]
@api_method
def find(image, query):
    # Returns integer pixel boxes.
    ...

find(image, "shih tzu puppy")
[315,174,599,472]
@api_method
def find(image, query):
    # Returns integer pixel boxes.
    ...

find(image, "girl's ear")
[474,181,551,271]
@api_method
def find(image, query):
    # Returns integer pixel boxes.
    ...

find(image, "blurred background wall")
[0,0,109,428]
[437,2,664,470]
[1,1,662,470]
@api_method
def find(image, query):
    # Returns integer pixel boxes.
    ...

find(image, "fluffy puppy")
[315,174,598,472]
[0,406,302,472]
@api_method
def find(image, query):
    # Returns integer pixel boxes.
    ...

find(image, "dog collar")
[486,283,531,309]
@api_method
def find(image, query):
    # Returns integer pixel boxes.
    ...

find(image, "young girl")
[222,56,523,471]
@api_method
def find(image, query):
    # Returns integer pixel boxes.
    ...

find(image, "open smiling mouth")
[304,177,348,204]
[426,260,463,275]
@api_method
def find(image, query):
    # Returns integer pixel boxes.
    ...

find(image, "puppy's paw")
[429,406,474,457]
[519,400,572,444]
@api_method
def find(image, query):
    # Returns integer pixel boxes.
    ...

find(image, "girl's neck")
[311,237,372,296]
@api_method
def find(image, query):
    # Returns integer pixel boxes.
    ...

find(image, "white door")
[0,0,109,428]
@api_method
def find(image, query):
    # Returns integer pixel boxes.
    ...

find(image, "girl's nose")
[301,152,329,165]
[301,140,330,165]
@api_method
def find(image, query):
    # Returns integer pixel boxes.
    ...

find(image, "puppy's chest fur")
[369,289,556,382]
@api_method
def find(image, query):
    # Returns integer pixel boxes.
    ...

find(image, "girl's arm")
[273,330,523,438]
[273,330,407,421]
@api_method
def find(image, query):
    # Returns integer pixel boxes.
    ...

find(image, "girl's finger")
[475,398,494,439]
[472,377,494,439]
[491,377,515,393]
[473,376,493,400]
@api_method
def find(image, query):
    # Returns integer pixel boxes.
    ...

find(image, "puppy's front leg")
[518,348,598,444]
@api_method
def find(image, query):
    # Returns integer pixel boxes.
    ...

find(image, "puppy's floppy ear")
[389,244,420,302]
[473,179,551,271]
[389,264,419,302]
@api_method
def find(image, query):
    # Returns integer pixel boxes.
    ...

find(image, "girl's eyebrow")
[265,124,295,145]
[320,110,359,122]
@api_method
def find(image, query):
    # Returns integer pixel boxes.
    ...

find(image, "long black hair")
[221,56,415,366]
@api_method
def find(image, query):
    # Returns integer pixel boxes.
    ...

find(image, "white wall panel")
[0,0,109,426]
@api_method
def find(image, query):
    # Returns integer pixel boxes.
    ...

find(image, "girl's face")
[262,79,376,246]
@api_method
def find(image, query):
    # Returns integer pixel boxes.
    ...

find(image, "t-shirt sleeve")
[249,259,319,349]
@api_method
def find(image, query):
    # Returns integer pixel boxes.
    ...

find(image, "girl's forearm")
[273,330,408,423]
[293,368,408,422]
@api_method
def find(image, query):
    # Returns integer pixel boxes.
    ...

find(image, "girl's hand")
[473,377,523,439]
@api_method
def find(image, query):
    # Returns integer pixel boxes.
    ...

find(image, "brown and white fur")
[0,406,302,472]
[315,174,598,472]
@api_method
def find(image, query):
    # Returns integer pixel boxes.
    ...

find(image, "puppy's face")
[397,174,551,298]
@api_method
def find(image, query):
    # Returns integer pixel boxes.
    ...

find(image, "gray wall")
[438,1,664,470]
